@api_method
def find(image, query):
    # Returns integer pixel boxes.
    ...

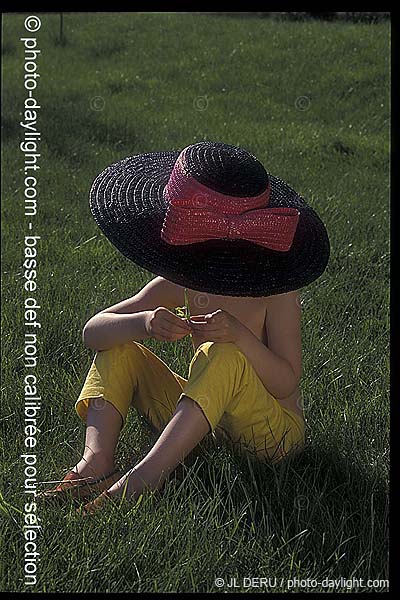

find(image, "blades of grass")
[184,287,191,320]
[0,490,23,516]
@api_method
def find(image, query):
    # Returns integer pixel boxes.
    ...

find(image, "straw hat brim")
[89,151,330,297]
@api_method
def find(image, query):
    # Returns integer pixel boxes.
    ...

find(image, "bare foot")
[72,454,117,481]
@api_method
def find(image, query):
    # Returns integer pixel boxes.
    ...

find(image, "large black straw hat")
[89,141,330,297]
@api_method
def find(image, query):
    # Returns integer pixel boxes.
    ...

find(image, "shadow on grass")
[166,434,389,579]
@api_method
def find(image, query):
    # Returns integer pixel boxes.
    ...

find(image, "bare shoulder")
[99,275,185,314]
[265,289,300,307]
[264,289,301,329]
[150,276,186,308]
[133,275,185,309]
[264,290,302,372]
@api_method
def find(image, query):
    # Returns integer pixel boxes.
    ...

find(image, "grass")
[1,12,389,593]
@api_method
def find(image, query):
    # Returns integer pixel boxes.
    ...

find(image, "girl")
[39,141,329,514]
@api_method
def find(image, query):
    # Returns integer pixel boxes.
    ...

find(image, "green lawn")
[1,12,389,593]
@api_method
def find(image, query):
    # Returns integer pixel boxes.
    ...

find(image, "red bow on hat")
[161,160,300,252]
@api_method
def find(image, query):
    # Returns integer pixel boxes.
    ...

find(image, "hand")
[145,307,192,342]
[188,309,245,344]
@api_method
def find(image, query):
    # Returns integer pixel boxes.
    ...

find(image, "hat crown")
[174,142,269,197]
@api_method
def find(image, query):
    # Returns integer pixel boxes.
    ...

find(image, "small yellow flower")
[175,305,187,319]
[174,288,191,334]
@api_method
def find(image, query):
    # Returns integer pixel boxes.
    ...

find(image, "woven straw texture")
[89,142,330,297]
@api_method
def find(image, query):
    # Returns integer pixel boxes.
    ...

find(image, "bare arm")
[235,291,302,399]
[82,311,152,351]
[82,276,188,351]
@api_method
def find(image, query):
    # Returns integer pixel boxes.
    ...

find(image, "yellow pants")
[75,340,305,463]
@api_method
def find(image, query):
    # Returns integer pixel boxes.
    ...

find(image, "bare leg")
[72,397,123,479]
[107,396,210,499]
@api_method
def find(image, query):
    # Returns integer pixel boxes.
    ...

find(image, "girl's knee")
[196,341,243,365]
[97,340,144,357]
[118,340,145,353]
[94,341,148,370]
